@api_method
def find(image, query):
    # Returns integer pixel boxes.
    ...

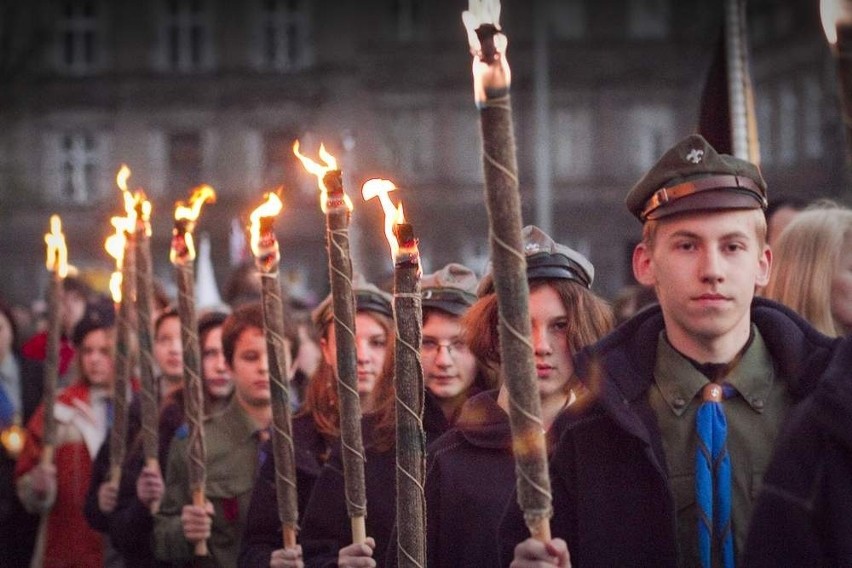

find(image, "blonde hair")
[763,201,852,337]
[642,208,768,250]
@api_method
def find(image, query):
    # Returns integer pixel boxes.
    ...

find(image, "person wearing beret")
[239,278,395,568]
[419,263,498,439]
[417,230,612,568]
[503,134,841,567]
[15,301,117,568]
[153,303,299,567]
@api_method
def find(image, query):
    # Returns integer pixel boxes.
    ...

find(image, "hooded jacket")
[499,298,839,567]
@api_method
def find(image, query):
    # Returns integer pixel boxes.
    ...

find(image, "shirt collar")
[653,326,774,416]
[223,397,265,442]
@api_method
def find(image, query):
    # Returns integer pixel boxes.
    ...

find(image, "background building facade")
[0,0,845,307]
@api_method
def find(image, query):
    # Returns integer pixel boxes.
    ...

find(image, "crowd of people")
[0,133,850,567]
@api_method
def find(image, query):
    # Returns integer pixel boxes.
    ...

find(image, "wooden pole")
[172,224,208,556]
[134,201,161,512]
[465,9,552,540]
[724,0,760,164]
[323,171,368,543]
[392,224,426,567]
[108,239,135,487]
[254,214,300,549]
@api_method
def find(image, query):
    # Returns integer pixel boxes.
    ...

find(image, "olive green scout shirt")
[154,398,262,567]
[649,327,793,567]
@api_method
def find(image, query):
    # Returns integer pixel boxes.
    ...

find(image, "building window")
[263,129,302,193]
[393,0,426,41]
[628,0,669,39]
[552,108,593,180]
[55,0,100,74]
[387,108,434,177]
[55,132,100,204]
[168,132,202,193]
[257,0,312,70]
[551,0,586,40]
[160,0,211,71]
[631,105,674,171]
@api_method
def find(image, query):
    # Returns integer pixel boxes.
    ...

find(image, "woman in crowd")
[420,263,497,438]
[83,306,197,567]
[15,303,116,567]
[239,278,394,567]
[199,310,234,414]
[763,201,852,337]
[423,226,613,567]
[0,300,46,566]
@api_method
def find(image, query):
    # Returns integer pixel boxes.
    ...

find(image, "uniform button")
[752,398,765,410]
[673,396,686,410]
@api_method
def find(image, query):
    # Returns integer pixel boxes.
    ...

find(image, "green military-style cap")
[421,263,479,316]
[311,273,393,329]
[625,134,768,222]
[478,225,594,296]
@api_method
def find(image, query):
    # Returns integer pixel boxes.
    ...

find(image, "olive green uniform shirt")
[154,399,262,567]
[649,327,792,567]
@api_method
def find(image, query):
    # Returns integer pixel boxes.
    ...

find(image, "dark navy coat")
[499,299,839,567]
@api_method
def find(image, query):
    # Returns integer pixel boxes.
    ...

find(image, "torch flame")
[175,185,216,222]
[293,140,352,213]
[105,217,130,302]
[171,185,217,263]
[116,164,138,223]
[45,215,69,278]
[823,0,840,45]
[822,0,852,45]
[462,0,510,105]
[362,178,406,260]
[0,422,25,458]
[109,271,123,304]
[248,192,284,258]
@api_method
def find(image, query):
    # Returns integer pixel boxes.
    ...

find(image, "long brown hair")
[298,310,394,444]
[463,279,614,370]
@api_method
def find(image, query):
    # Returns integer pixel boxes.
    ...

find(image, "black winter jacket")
[499,298,840,567]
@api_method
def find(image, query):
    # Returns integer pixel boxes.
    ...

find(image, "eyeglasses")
[421,338,469,356]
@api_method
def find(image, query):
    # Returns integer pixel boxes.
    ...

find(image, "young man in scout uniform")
[153,303,298,567]
[503,134,841,567]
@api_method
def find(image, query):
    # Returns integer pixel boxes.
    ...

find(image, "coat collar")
[572,298,841,474]
[456,390,512,450]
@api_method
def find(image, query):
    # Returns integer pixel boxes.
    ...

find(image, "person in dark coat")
[418,263,496,439]
[239,280,394,568]
[742,334,852,566]
[422,228,613,568]
[0,300,44,567]
[82,307,189,567]
[502,135,842,567]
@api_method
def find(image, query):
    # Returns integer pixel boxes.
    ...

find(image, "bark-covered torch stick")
[248,191,300,550]
[462,0,552,541]
[41,214,69,466]
[124,172,161,511]
[293,141,368,544]
[104,207,136,488]
[362,179,426,567]
[170,184,216,556]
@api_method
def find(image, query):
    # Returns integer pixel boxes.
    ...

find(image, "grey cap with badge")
[625,134,768,222]
[477,225,595,297]
[311,273,393,329]
[420,263,479,316]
